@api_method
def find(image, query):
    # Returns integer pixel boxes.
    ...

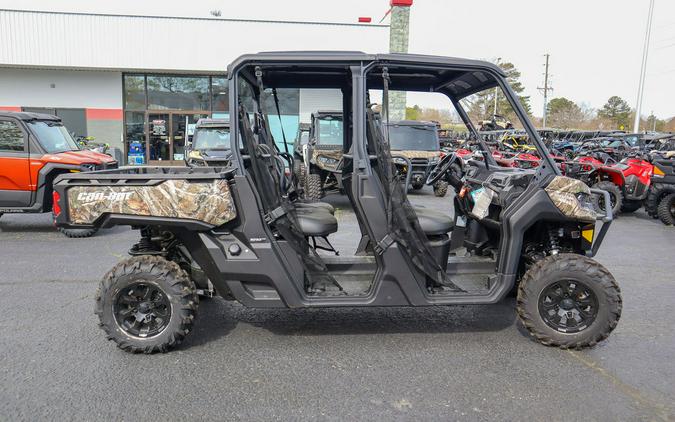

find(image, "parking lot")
[1,189,674,421]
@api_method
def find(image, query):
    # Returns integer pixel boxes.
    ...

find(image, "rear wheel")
[591,181,622,216]
[95,255,198,353]
[304,173,323,200]
[657,192,675,226]
[58,226,99,238]
[433,180,449,197]
[517,254,621,349]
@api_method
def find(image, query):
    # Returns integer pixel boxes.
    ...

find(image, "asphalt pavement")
[0,189,674,421]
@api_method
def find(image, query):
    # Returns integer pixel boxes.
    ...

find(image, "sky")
[1,0,673,119]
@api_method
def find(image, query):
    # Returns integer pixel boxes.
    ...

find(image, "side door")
[0,118,32,208]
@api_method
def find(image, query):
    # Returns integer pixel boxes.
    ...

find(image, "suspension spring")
[548,226,560,255]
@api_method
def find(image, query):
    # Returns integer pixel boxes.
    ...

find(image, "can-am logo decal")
[76,191,133,202]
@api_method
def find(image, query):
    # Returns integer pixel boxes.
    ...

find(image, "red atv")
[564,150,653,215]
[0,111,117,237]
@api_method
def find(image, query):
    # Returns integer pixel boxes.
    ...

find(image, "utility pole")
[537,54,552,128]
[634,0,655,133]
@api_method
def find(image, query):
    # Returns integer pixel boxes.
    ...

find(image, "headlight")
[187,158,207,167]
[393,157,407,165]
[80,163,97,172]
[318,155,338,165]
[545,176,597,222]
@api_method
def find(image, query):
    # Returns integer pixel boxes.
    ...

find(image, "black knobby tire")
[646,184,675,219]
[517,254,622,349]
[58,226,99,238]
[304,173,323,200]
[411,182,424,190]
[95,255,198,354]
[591,181,622,216]
[293,160,306,188]
[433,180,449,197]
[657,192,675,226]
[620,199,642,213]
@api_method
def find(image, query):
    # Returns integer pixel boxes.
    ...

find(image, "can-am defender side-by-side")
[0,111,117,237]
[53,52,621,353]
[387,120,449,197]
[184,119,232,168]
[297,111,345,200]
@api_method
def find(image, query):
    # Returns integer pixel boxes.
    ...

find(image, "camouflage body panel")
[545,176,597,222]
[311,148,343,171]
[390,150,440,160]
[67,179,237,226]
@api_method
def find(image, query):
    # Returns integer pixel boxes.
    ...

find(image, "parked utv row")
[53,51,622,354]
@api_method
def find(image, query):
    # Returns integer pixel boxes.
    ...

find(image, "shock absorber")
[548,226,560,255]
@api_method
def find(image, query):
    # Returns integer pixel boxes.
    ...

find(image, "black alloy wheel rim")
[598,192,616,211]
[538,280,598,333]
[113,283,172,338]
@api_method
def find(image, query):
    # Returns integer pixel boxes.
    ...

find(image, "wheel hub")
[538,280,598,333]
[113,283,171,338]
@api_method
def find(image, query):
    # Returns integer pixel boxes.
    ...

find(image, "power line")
[537,54,553,128]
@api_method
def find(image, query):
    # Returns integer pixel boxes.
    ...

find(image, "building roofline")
[0,8,389,28]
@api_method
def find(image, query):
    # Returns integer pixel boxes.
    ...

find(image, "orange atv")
[0,111,117,237]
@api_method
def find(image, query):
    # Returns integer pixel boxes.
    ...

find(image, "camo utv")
[299,111,345,200]
[388,120,449,197]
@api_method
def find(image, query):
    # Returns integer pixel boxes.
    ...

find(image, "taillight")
[52,191,61,217]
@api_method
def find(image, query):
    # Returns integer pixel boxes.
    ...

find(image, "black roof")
[228,51,505,99]
[0,111,60,121]
[195,118,229,128]
[388,120,438,127]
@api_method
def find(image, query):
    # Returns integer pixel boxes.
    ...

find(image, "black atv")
[298,111,345,200]
[54,52,621,353]
[646,154,675,225]
[184,119,232,168]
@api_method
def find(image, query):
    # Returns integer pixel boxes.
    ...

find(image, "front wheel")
[657,192,675,226]
[95,255,198,353]
[517,254,622,349]
[304,173,323,200]
[591,181,622,216]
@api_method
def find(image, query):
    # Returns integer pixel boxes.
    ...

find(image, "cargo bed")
[53,166,238,230]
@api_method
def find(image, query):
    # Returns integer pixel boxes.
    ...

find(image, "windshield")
[192,127,230,150]
[316,117,343,145]
[28,121,79,153]
[387,125,439,151]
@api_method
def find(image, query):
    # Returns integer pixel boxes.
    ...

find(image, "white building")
[0,9,388,163]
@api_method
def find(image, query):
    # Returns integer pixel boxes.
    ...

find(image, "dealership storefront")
[0,9,387,164]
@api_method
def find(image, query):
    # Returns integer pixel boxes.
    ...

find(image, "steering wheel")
[426,153,459,185]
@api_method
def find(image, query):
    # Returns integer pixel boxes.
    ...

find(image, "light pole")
[633,0,655,133]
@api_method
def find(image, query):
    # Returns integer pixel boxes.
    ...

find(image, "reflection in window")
[124,75,146,110]
[212,77,228,111]
[0,121,24,151]
[147,76,209,110]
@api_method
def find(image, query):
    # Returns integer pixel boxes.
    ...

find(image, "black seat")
[295,209,338,236]
[414,208,454,236]
[295,202,335,215]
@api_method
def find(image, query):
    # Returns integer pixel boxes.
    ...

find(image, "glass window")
[212,77,228,112]
[317,117,344,145]
[27,121,79,153]
[387,124,439,151]
[147,76,209,110]
[124,75,146,110]
[0,121,25,152]
[192,127,230,150]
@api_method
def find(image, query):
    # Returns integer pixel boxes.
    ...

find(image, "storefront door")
[145,111,209,165]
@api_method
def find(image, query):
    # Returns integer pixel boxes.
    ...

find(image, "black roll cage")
[226,53,558,181]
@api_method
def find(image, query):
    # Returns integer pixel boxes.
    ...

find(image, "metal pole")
[633,0,655,133]
[542,54,550,128]
[493,58,501,117]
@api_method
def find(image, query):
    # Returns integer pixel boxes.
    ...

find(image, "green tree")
[598,96,631,130]
[405,105,421,120]
[547,97,583,129]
